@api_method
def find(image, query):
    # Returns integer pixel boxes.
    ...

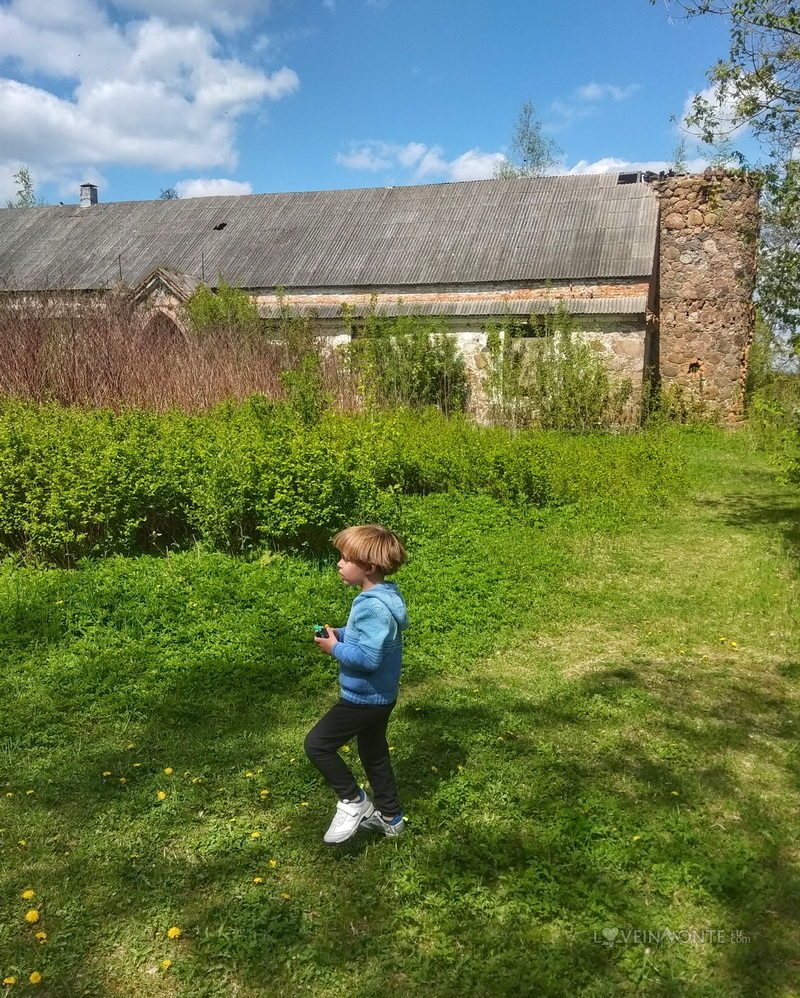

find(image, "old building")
[0,171,759,417]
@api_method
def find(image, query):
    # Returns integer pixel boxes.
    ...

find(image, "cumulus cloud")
[175,177,253,197]
[336,140,503,181]
[680,83,748,139]
[548,81,640,131]
[110,0,269,31]
[0,0,298,181]
[566,156,708,175]
[575,82,641,102]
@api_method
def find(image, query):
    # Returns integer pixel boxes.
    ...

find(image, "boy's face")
[337,556,371,587]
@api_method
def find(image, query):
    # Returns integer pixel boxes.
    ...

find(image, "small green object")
[314,625,328,637]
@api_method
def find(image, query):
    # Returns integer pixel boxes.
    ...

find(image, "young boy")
[304,524,409,844]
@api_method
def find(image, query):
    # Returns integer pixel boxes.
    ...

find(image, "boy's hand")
[314,625,338,656]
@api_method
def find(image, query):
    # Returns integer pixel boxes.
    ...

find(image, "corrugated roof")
[257,296,648,319]
[0,174,658,292]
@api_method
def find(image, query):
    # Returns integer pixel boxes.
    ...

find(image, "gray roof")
[0,174,658,292]
[257,295,649,319]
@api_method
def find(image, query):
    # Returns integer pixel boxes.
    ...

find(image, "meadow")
[0,412,798,997]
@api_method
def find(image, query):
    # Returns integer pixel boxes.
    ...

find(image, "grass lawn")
[0,427,798,997]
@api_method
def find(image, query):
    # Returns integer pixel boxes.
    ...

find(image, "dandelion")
[289,758,296,763]
[29,973,42,985]
[229,818,237,823]
[632,835,641,841]
[341,746,350,753]
[245,772,254,778]
[719,637,727,643]
[388,746,395,752]
[671,791,680,796]
[269,859,278,868]
[133,763,142,768]
[5,792,13,798]
[731,642,739,649]
[127,743,136,749]
[253,877,263,884]
[25,909,40,924]
[191,778,201,784]
[157,791,167,801]
[25,790,34,796]
[119,777,127,784]
[160,960,172,970]
[3,977,16,985]
[163,768,173,775]
[281,893,291,900]
[20,890,35,900]
[300,802,309,807]
[18,840,27,846]
[35,932,46,943]
[102,772,112,777]
[167,927,182,939]
[250,831,261,839]
[457,765,465,772]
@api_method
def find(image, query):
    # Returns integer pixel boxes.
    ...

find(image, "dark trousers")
[304,699,401,816]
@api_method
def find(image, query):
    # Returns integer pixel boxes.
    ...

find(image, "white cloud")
[576,82,641,102]
[175,177,253,197]
[680,84,747,139]
[566,156,708,175]
[337,140,502,181]
[0,0,298,181]
[110,0,269,31]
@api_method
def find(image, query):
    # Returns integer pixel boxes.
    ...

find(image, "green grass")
[0,427,798,997]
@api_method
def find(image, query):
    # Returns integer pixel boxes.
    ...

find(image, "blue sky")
[0,0,752,204]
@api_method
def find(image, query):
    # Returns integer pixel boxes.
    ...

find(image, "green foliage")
[342,303,470,414]
[185,280,260,334]
[484,305,633,429]
[5,165,46,208]
[279,354,330,426]
[159,187,179,200]
[0,400,685,563]
[493,101,561,179]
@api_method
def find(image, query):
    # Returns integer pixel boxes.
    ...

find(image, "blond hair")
[332,524,407,575]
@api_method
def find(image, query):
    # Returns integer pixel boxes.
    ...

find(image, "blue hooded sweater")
[332,581,409,705]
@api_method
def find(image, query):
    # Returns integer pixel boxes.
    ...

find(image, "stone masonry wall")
[656,170,760,419]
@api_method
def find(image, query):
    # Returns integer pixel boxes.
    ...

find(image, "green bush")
[485,306,633,429]
[0,400,686,563]
[342,304,470,414]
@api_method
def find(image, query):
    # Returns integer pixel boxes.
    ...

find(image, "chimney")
[80,183,98,207]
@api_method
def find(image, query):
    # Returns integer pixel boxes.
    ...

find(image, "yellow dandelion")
[157,791,167,801]
[246,772,254,778]
[127,743,136,749]
[259,790,270,798]
[252,877,263,884]
[18,840,27,846]
[300,802,309,807]
[163,768,173,775]
[341,746,350,753]
[289,758,296,763]
[229,818,237,823]
[719,637,727,643]
[250,831,261,839]
[191,777,201,784]
[167,926,182,939]
[102,771,112,777]
[132,763,142,768]
[671,791,680,796]
[119,777,127,784]
[268,859,278,868]
[5,792,13,797]
[160,960,172,970]
[29,973,42,985]
[25,909,40,924]
[388,746,396,752]
[457,764,465,771]
[25,790,34,796]
[281,893,291,900]
[632,835,641,841]
[35,932,47,943]
[731,641,739,648]
[21,890,35,900]
[3,977,17,986]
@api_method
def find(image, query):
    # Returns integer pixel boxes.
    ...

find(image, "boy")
[304,524,409,844]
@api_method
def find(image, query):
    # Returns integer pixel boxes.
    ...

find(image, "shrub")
[484,305,633,430]
[342,303,470,414]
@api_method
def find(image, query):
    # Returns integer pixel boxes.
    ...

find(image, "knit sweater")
[331,581,409,705]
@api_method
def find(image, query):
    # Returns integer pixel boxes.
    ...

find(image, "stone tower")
[654,170,760,419]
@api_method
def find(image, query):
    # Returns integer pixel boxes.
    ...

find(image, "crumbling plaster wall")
[656,170,760,418]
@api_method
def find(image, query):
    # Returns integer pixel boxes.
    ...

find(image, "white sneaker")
[323,791,375,844]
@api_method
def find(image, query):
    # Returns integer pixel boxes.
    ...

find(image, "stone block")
[664,212,685,230]
[687,209,704,227]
